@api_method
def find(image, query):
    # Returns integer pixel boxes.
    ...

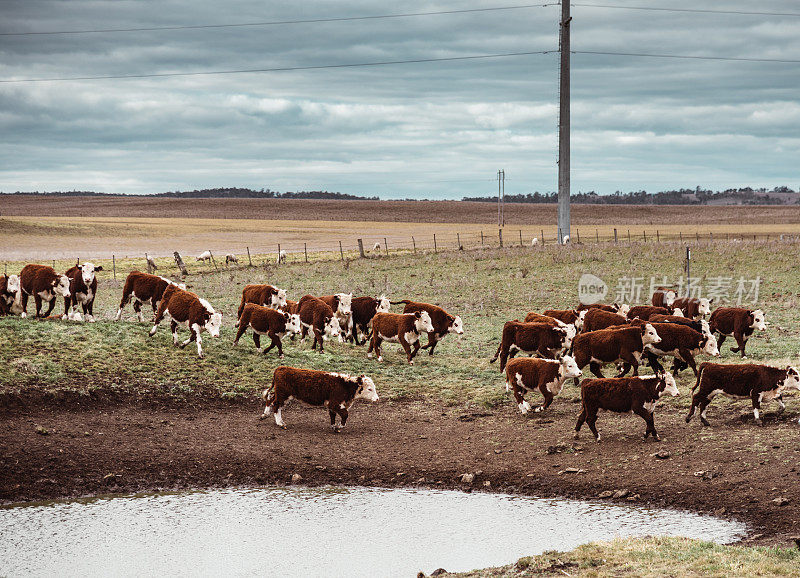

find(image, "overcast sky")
[1,1,799,198]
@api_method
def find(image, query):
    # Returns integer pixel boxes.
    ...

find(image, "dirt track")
[2,396,798,547]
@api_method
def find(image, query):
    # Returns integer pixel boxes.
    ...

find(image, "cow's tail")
[235,293,248,327]
[489,341,502,364]
[390,299,411,306]
[692,363,708,392]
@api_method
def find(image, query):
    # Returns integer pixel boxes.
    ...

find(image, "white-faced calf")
[148,285,222,358]
[571,324,661,379]
[542,309,586,331]
[505,355,582,414]
[297,295,342,353]
[622,320,718,377]
[575,373,679,442]
[63,262,103,322]
[346,295,391,345]
[18,264,71,318]
[368,311,434,364]
[686,362,800,426]
[672,297,713,320]
[262,366,379,432]
[0,274,21,316]
[489,321,572,371]
[395,300,464,356]
[233,303,301,358]
[115,271,185,322]
[708,307,766,358]
[581,308,629,332]
[236,284,288,326]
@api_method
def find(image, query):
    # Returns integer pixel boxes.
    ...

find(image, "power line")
[571,3,800,17]
[574,50,800,64]
[0,4,557,36]
[0,50,555,83]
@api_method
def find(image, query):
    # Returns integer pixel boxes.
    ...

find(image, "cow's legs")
[616,362,633,377]
[678,349,698,376]
[170,321,180,345]
[535,390,554,413]
[85,299,95,322]
[336,407,348,430]
[690,395,712,426]
[634,406,659,441]
[715,333,726,349]
[751,391,763,425]
[264,334,283,358]
[645,352,665,375]
[313,328,324,353]
[368,336,383,362]
[427,336,439,356]
[20,292,29,318]
[329,410,338,430]
[233,323,248,347]
[586,409,601,442]
[411,339,421,359]
[42,297,56,318]
[63,296,72,319]
[401,338,415,364]
[732,332,748,358]
[574,407,587,438]
[33,295,43,318]
[617,352,639,376]
[131,300,144,322]
[589,361,605,378]
[775,394,786,413]
[252,332,261,351]
[511,386,530,414]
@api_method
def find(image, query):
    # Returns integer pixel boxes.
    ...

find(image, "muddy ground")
[1,395,798,547]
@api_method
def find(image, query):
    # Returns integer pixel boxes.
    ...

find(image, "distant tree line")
[462,186,799,205]
[4,188,379,201]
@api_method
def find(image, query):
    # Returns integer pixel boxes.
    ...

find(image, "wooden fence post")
[246,246,252,266]
[679,232,683,243]
[112,255,116,280]
[277,244,281,265]
[53,260,56,269]
[412,236,416,254]
[656,230,660,243]
[643,230,647,242]
[209,252,218,271]
[498,229,503,248]
[304,243,308,263]
[433,234,438,253]
[710,232,713,243]
[358,239,365,258]
[613,229,618,243]
[627,230,631,243]
[339,241,344,261]
[596,229,599,243]
[383,238,388,256]
[173,252,188,276]
[519,230,523,247]
[457,232,462,249]
[480,230,484,246]
[696,232,699,243]
[576,228,580,243]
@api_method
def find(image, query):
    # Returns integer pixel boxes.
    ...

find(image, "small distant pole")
[433,234,438,253]
[613,228,618,243]
[53,259,56,269]
[412,236,416,254]
[339,241,344,261]
[304,243,308,263]
[246,247,252,266]
[627,230,631,244]
[76,256,80,266]
[643,230,647,243]
[576,228,580,243]
[541,229,545,244]
[4,263,7,275]
[695,232,699,243]
[358,239,365,258]
[112,255,116,280]
[277,244,281,265]
[679,231,683,243]
[457,232,461,248]
[209,252,218,271]
[480,230,484,246]
[656,230,660,243]
[519,230,523,247]
[383,237,389,256]
[596,229,599,243]
[686,246,691,296]
[710,232,713,243]
[498,228,503,248]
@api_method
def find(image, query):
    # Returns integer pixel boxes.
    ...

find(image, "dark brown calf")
[489,321,571,371]
[575,373,680,442]
[686,362,799,426]
[233,303,301,357]
[115,271,184,322]
[626,305,670,321]
[148,285,223,358]
[280,299,299,314]
[543,309,585,331]
[261,366,379,431]
[63,262,102,322]
[622,321,719,377]
[297,295,342,353]
[577,302,622,313]
[505,355,582,414]
[236,284,287,325]
[395,300,464,355]
[672,297,712,319]
[708,307,766,358]
[571,324,661,379]
[582,308,628,332]
[651,287,676,308]
[346,295,391,345]
[368,311,434,364]
[19,264,71,318]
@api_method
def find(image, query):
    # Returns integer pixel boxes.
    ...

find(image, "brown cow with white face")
[320,293,353,335]
[672,297,713,320]
[505,355,582,414]
[575,373,680,442]
[0,274,22,316]
[148,285,222,358]
[346,295,391,345]
[651,287,676,308]
[687,362,800,426]
[235,284,288,326]
[708,307,766,358]
[394,300,464,356]
[581,308,629,332]
[261,366,379,431]
[233,303,301,358]
[576,302,631,316]
[543,309,586,332]
[489,321,573,371]
[571,324,661,379]
[296,295,342,353]
[622,320,719,377]
[626,305,671,321]
[368,311,434,364]
[18,264,71,318]
[63,262,103,322]
[115,271,185,322]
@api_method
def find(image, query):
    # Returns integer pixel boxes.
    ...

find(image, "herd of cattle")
[1,264,798,438]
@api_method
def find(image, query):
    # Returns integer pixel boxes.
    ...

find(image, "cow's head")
[695,298,712,317]
[324,314,342,340]
[700,333,720,357]
[283,312,302,335]
[271,288,287,309]
[698,319,711,336]
[205,311,223,338]
[414,310,435,334]
[5,274,20,295]
[749,309,766,331]
[54,275,71,298]
[657,372,680,397]
[574,309,586,331]
[664,290,676,307]
[782,366,800,391]
[79,262,102,286]
[376,295,391,313]
[559,355,582,379]
[672,308,684,317]
[448,314,464,335]
[640,322,661,345]
[335,293,353,316]
[555,325,574,351]
[355,375,380,402]
[614,302,631,316]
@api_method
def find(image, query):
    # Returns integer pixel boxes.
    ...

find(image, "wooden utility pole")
[497,169,505,228]
[557,0,571,244]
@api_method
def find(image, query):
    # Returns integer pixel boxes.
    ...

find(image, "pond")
[0,486,746,577]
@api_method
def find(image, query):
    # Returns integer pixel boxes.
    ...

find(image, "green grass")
[451,537,800,577]
[2,239,799,406]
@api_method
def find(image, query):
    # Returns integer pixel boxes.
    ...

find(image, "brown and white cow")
[542,309,586,331]
[368,311,434,364]
[233,303,301,358]
[505,355,582,414]
[524,312,577,342]
[672,297,713,320]
[489,321,572,371]
[148,284,222,358]
[571,324,661,379]
[63,262,103,322]
[280,299,299,315]
[575,373,679,442]
[581,308,629,332]
[708,307,766,358]
[115,271,186,322]
[687,362,800,426]
[395,300,464,355]
[236,284,288,325]
[626,305,671,321]
[261,366,379,431]
[576,302,631,316]
[0,274,22,316]
[651,287,676,308]
[320,293,353,334]
[623,320,719,376]
[346,295,391,345]
[18,264,71,318]
[648,314,710,337]
[296,295,342,353]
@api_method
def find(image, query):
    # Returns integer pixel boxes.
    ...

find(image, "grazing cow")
[531,237,540,246]
[225,254,238,265]
[146,255,158,271]
[0,274,21,315]
[571,324,661,378]
[672,297,713,320]
[368,311,434,364]
[489,321,572,371]
[18,264,71,318]
[575,373,680,442]
[543,309,586,331]
[233,303,301,357]
[346,295,391,345]
[372,242,382,252]
[651,287,676,308]
[687,362,800,426]
[576,302,631,316]
[394,300,464,355]
[505,355,582,414]
[626,305,671,321]
[236,284,288,325]
[63,262,103,322]
[708,307,766,358]
[261,366,379,431]
[623,320,719,376]
[582,308,629,332]
[115,271,185,322]
[297,295,342,353]
[148,285,222,358]
[277,250,287,264]
[196,250,213,262]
